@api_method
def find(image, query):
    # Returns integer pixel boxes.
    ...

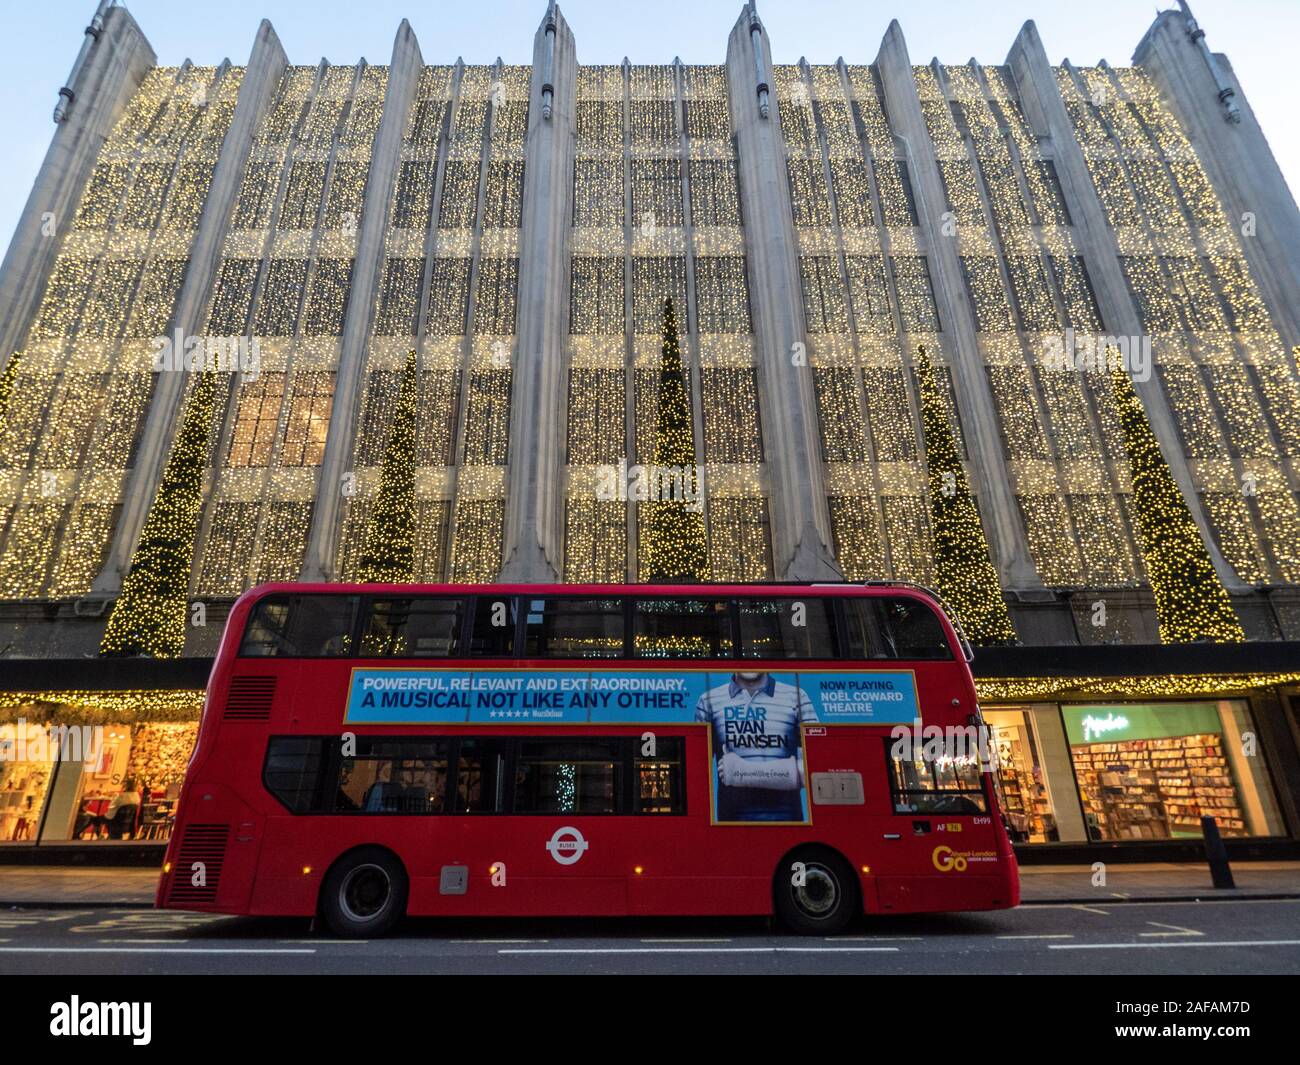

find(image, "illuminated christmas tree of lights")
[355,350,419,584]
[915,344,1017,646]
[641,298,707,583]
[1107,362,1244,644]
[100,369,219,658]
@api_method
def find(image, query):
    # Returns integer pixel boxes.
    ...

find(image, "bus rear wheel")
[773,849,858,935]
[321,847,408,938]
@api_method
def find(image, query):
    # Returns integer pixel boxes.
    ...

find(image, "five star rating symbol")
[488,710,531,718]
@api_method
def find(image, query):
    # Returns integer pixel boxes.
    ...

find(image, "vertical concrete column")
[724,5,839,581]
[301,21,425,581]
[1006,20,1244,589]
[498,4,575,582]
[0,6,155,366]
[874,20,1037,587]
[1135,10,1300,352]
[87,22,289,597]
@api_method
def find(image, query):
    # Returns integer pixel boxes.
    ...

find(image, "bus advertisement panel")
[346,667,921,824]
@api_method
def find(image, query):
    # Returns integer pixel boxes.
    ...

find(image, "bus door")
[874,735,1005,912]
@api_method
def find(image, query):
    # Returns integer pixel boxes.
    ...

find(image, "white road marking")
[832,936,922,941]
[279,939,369,944]
[997,934,1073,940]
[498,946,899,955]
[1139,922,1202,938]
[1069,905,1111,916]
[642,938,731,943]
[449,938,547,944]
[0,947,314,955]
[98,939,188,944]
[1050,939,1300,951]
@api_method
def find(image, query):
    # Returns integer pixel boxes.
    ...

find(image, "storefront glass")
[0,721,57,841]
[55,722,196,842]
[985,708,1060,843]
[0,709,197,844]
[1063,701,1286,841]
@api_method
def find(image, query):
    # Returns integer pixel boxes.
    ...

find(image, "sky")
[1,0,1297,252]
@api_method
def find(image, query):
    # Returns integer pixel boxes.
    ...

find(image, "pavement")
[1,860,1298,907]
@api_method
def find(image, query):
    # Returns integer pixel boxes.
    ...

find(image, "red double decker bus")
[157,582,1018,936]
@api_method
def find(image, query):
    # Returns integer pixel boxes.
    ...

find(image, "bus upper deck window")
[362,598,465,657]
[632,599,732,659]
[240,595,360,657]
[842,596,952,660]
[523,598,624,658]
[737,598,838,659]
[468,597,517,656]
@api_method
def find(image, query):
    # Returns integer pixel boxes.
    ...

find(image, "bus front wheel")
[320,847,408,938]
[773,848,858,935]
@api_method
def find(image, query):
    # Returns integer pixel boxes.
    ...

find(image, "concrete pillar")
[498,4,575,582]
[301,21,425,581]
[1135,9,1300,353]
[724,5,839,581]
[85,22,289,598]
[1005,20,1245,590]
[0,6,155,367]
[874,20,1037,588]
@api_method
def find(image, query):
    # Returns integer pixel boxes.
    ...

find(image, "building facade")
[0,2,1298,856]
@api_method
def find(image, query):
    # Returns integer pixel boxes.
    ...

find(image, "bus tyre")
[321,848,408,938]
[774,850,858,936]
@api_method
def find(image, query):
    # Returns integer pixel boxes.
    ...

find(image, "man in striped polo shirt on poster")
[695,672,818,823]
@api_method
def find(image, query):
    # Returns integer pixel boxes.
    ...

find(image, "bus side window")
[240,596,292,656]
[522,598,624,658]
[635,736,685,814]
[737,598,838,659]
[842,597,952,660]
[336,738,450,815]
[632,599,733,658]
[362,597,466,657]
[263,737,330,813]
[515,739,623,815]
[454,739,509,813]
[883,738,986,815]
[240,595,359,657]
[468,597,517,657]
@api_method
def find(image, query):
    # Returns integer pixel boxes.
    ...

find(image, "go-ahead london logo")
[545,826,589,866]
[932,845,969,872]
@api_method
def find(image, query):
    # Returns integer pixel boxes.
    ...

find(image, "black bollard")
[1201,815,1235,889]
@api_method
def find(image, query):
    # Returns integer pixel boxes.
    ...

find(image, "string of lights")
[339,66,453,581]
[1059,65,1300,584]
[196,63,388,595]
[448,64,528,583]
[0,65,239,600]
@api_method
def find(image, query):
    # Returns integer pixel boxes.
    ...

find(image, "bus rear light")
[861,866,870,874]
[634,866,644,875]
[302,866,312,876]
[162,862,171,875]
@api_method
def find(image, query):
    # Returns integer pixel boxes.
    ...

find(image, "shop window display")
[1063,702,1283,841]
[1,714,198,844]
[0,721,56,841]
[984,709,1059,843]
[67,722,196,841]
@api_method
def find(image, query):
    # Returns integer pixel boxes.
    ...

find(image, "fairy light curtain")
[1058,65,1300,585]
[0,66,241,600]
[194,64,387,596]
